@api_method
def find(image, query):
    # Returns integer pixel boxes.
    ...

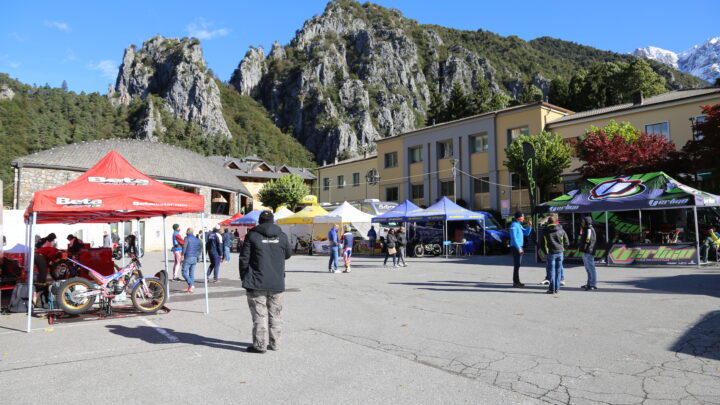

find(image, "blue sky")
[2,0,717,94]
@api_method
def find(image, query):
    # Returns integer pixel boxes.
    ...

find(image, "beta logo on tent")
[56,197,102,207]
[589,179,645,200]
[88,176,149,186]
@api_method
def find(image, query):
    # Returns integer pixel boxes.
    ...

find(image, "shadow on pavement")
[604,271,720,298]
[670,310,720,361]
[106,324,251,351]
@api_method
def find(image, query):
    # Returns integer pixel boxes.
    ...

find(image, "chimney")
[323,160,326,166]
[334,157,338,164]
[633,91,644,106]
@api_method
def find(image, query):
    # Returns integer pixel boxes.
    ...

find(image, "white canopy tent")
[314,201,374,238]
[273,207,294,222]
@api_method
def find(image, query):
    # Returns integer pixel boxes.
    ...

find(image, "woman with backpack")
[383,229,398,268]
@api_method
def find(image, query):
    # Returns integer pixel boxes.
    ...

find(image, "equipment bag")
[8,283,32,313]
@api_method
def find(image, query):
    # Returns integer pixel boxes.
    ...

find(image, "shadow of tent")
[106,324,251,352]
[670,310,720,361]
[604,272,720,298]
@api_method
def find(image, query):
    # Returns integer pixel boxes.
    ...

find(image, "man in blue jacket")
[181,228,201,293]
[327,224,340,273]
[206,224,224,282]
[510,211,533,288]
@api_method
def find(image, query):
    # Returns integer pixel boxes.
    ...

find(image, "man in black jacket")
[541,214,568,294]
[239,211,292,353]
[579,216,598,290]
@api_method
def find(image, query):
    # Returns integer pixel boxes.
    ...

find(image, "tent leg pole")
[693,207,700,269]
[534,214,539,264]
[121,221,125,266]
[444,220,448,259]
[605,212,610,267]
[483,217,486,256]
[201,212,209,314]
[571,214,575,242]
[26,212,37,333]
[162,215,169,302]
[638,210,643,242]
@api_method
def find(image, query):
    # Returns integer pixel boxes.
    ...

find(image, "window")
[470,133,489,153]
[409,146,423,163]
[474,176,490,193]
[507,126,529,146]
[384,152,398,168]
[352,172,360,187]
[337,175,345,189]
[693,116,706,140]
[411,183,424,200]
[511,173,528,190]
[644,122,669,140]
[437,140,453,159]
[323,178,330,191]
[440,180,454,197]
[385,186,399,202]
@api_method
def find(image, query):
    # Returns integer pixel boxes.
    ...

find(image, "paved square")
[1,253,719,404]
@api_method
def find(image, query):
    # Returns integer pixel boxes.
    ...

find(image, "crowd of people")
[170,224,239,293]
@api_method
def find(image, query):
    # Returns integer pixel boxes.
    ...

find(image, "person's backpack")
[154,270,168,287]
[8,283,32,313]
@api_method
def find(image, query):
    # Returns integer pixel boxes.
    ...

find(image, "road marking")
[140,318,179,343]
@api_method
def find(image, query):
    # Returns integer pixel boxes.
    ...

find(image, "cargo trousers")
[246,290,283,351]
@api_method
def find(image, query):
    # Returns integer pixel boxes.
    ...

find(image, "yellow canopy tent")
[277,205,329,225]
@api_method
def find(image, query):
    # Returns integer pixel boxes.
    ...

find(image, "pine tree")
[519,81,543,104]
[445,82,471,121]
[61,80,69,92]
[470,77,492,114]
[426,84,445,125]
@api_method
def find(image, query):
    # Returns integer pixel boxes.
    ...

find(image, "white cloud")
[9,62,21,69]
[88,60,118,79]
[44,21,70,31]
[65,49,76,61]
[186,18,230,40]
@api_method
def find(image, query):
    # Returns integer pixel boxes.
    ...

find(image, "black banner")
[608,243,699,266]
[521,141,537,213]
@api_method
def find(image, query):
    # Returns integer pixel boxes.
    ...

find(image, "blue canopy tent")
[405,197,488,257]
[230,210,262,226]
[371,200,423,223]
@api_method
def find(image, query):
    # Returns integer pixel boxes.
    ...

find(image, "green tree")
[619,59,666,102]
[425,84,445,125]
[486,92,511,111]
[257,174,310,210]
[581,62,623,109]
[519,81,543,103]
[445,82,472,121]
[504,131,572,200]
[469,77,492,114]
[548,78,569,107]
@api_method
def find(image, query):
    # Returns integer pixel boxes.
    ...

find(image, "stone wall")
[16,167,82,209]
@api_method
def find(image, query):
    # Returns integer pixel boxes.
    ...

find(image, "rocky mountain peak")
[111,35,231,138]
[633,38,720,83]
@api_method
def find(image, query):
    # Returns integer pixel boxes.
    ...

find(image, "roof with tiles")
[208,156,316,181]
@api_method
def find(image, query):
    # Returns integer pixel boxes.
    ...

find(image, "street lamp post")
[365,170,380,200]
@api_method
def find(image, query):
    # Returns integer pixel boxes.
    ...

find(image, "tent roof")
[372,200,423,223]
[231,210,263,225]
[219,212,243,226]
[314,201,374,223]
[274,207,294,221]
[277,205,328,225]
[26,150,205,224]
[406,197,486,222]
[537,172,720,214]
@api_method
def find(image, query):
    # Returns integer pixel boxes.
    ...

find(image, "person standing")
[181,228,201,293]
[171,224,184,281]
[396,225,408,267]
[341,226,354,273]
[328,224,340,273]
[206,225,224,282]
[102,231,112,248]
[111,229,120,246]
[66,234,84,257]
[541,214,568,294]
[367,226,377,256]
[383,229,398,268]
[222,228,233,263]
[509,211,533,288]
[579,216,598,290]
[239,211,292,353]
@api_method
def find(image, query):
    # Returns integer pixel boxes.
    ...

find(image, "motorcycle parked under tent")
[20,150,211,333]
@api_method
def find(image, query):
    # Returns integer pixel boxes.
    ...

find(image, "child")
[342,226,354,273]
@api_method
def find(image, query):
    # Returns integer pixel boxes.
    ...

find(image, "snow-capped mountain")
[633,37,720,83]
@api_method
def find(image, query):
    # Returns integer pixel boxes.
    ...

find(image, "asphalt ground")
[1,251,719,404]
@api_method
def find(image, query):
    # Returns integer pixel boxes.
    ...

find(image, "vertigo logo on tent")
[88,176,149,186]
[589,179,645,200]
[56,197,102,207]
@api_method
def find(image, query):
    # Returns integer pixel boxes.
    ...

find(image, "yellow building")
[316,154,379,203]
[547,88,720,191]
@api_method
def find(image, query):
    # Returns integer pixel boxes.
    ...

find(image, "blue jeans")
[547,253,564,291]
[328,247,339,271]
[511,247,523,284]
[182,256,197,287]
[582,253,597,287]
[224,247,231,262]
[546,255,565,282]
[207,253,221,280]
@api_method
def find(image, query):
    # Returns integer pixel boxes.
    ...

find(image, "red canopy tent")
[22,151,210,332]
[218,212,243,227]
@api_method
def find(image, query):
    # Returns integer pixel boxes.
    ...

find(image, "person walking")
[579,216,598,290]
[328,224,340,273]
[206,225,224,282]
[383,229,398,268]
[222,228,233,263]
[396,225,408,267]
[341,226,354,273]
[367,226,377,256]
[171,224,184,281]
[181,228,201,293]
[102,231,112,248]
[239,211,292,354]
[541,214,568,294]
[509,211,533,288]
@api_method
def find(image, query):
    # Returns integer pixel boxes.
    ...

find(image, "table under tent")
[536,172,720,266]
[21,151,210,332]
